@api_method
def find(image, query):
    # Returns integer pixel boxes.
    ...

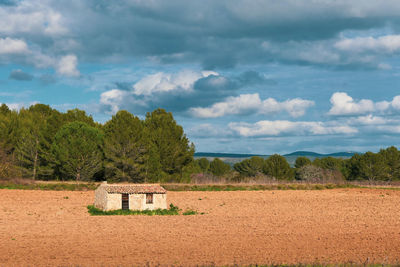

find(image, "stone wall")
[107,193,122,210]
[94,183,168,211]
[128,193,167,210]
[94,184,107,210]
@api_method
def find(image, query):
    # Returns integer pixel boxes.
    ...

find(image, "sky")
[1,0,400,154]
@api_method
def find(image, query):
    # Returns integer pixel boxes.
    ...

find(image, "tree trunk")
[32,138,39,180]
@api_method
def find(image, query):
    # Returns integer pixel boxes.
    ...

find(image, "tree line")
[210,147,400,182]
[1,103,399,183]
[0,104,194,182]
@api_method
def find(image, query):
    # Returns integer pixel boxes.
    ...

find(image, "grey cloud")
[99,70,274,115]
[9,69,34,81]
[4,0,400,69]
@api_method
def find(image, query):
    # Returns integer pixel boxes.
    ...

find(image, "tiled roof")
[102,184,166,194]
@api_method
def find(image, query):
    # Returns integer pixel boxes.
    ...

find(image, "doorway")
[121,194,129,210]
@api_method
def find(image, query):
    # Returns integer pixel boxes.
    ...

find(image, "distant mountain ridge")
[195,151,356,158]
[194,151,356,166]
[283,151,356,157]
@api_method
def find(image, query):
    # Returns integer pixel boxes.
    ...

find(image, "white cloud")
[56,54,80,77]
[392,96,400,110]
[99,89,145,114]
[133,70,218,96]
[0,2,67,36]
[346,115,391,125]
[0,37,28,54]
[229,120,357,137]
[190,93,314,118]
[328,92,400,116]
[328,92,375,115]
[335,35,400,54]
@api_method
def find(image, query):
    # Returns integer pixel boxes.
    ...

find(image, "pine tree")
[263,154,294,180]
[144,109,194,181]
[52,122,104,181]
[103,110,146,182]
[209,158,231,176]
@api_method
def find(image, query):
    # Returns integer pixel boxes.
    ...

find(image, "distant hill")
[283,151,356,157]
[194,152,265,158]
[194,151,356,166]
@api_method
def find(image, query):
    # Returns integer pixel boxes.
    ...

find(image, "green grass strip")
[87,203,190,216]
[161,183,361,192]
[0,182,98,191]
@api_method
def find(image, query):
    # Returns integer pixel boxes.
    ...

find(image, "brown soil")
[1,189,400,266]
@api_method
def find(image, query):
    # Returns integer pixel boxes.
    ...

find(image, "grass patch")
[161,183,360,192]
[0,182,98,191]
[182,209,198,215]
[87,203,191,216]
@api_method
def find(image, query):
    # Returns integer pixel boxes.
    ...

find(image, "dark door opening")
[122,194,129,210]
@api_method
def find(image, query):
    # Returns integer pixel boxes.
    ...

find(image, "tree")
[63,108,97,127]
[209,158,231,176]
[358,152,387,181]
[0,143,20,179]
[233,156,265,177]
[263,154,293,180]
[103,110,146,182]
[295,156,311,169]
[52,122,104,181]
[196,158,210,173]
[379,146,400,181]
[144,109,194,181]
[313,157,344,171]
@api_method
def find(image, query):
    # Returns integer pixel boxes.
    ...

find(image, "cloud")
[327,92,400,116]
[133,70,217,96]
[229,120,358,137]
[56,54,80,77]
[99,89,145,114]
[99,69,244,114]
[346,115,391,125]
[9,69,33,81]
[335,35,400,54]
[3,1,400,69]
[0,37,28,54]
[190,93,314,118]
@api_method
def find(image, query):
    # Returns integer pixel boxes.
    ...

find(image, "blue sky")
[1,0,400,154]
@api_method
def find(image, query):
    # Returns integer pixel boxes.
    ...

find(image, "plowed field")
[1,189,400,266]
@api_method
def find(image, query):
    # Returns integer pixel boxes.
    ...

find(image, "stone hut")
[94,182,167,211]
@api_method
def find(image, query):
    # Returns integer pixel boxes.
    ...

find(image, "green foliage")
[379,146,400,180]
[357,152,387,181]
[144,109,194,181]
[196,158,210,173]
[313,156,344,171]
[263,154,294,180]
[52,122,104,181]
[182,209,198,215]
[103,110,146,183]
[14,105,60,179]
[294,156,311,169]
[87,203,181,216]
[233,156,264,177]
[0,181,97,191]
[209,158,231,176]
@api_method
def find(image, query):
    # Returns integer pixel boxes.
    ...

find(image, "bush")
[296,164,344,183]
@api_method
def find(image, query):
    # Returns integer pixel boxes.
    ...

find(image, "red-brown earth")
[1,189,400,266]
